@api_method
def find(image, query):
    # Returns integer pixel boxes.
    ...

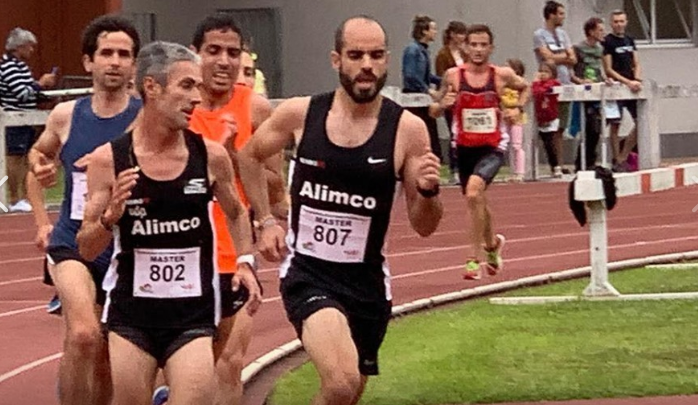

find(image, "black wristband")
[416,184,440,198]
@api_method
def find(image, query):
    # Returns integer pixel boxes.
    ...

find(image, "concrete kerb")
[240,249,698,387]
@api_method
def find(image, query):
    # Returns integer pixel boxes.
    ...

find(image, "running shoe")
[463,260,481,280]
[152,385,169,405]
[484,234,506,276]
[47,294,61,316]
[9,199,32,212]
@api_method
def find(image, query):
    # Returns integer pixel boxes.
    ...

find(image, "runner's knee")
[217,345,244,383]
[321,370,362,404]
[465,182,484,204]
[67,323,102,354]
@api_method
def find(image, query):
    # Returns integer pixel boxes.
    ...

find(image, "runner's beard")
[339,70,388,104]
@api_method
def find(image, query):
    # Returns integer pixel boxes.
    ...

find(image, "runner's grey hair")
[135,41,200,100]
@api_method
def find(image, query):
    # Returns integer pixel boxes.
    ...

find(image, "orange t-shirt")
[189,84,253,273]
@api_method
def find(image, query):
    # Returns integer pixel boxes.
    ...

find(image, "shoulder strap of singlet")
[459,64,497,92]
[111,131,133,176]
[183,129,213,197]
[184,128,208,176]
[376,97,403,150]
[297,91,334,156]
[68,96,90,129]
[486,65,497,91]
[458,66,468,91]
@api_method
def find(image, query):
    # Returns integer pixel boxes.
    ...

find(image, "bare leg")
[303,308,362,405]
[108,332,158,405]
[482,202,496,250]
[620,125,638,161]
[465,175,488,262]
[350,376,368,405]
[6,155,28,204]
[554,129,564,171]
[164,337,216,405]
[50,261,111,405]
[609,122,621,163]
[214,307,254,405]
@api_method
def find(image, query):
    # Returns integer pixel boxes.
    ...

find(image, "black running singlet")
[281,92,403,302]
[103,130,218,329]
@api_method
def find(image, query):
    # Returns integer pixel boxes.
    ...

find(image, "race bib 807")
[296,206,371,263]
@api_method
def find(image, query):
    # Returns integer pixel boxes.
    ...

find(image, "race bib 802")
[133,247,201,298]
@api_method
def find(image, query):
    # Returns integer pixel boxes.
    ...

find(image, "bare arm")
[239,97,305,221]
[500,66,530,105]
[239,97,306,261]
[569,46,585,84]
[603,54,631,85]
[207,140,263,313]
[28,101,74,188]
[633,52,642,81]
[565,46,577,66]
[26,102,74,249]
[26,173,53,251]
[77,145,139,261]
[536,46,575,66]
[398,113,443,237]
[208,140,254,258]
[429,68,458,118]
[251,93,287,207]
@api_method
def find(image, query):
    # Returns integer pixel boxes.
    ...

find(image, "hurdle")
[490,163,698,305]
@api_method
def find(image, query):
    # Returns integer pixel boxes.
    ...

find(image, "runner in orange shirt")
[160,14,282,405]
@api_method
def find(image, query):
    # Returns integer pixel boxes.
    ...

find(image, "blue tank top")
[49,95,141,272]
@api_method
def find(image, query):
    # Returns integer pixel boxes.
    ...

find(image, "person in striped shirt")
[1,27,56,211]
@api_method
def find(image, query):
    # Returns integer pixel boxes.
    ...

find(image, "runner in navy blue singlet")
[26,16,141,405]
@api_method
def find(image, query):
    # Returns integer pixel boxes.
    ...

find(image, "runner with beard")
[237,15,443,405]
[430,24,528,280]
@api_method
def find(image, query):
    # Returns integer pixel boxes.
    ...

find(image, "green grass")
[270,266,698,405]
[3,167,63,206]
[44,167,64,204]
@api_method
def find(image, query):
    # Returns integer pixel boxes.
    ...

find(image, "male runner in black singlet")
[77,41,261,405]
[239,15,443,405]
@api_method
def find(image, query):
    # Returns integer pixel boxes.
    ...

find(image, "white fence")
[0,83,695,210]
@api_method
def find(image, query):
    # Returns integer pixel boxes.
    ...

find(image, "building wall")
[1,0,112,79]
[122,0,698,138]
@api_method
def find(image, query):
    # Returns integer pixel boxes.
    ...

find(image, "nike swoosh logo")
[368,157,387,164]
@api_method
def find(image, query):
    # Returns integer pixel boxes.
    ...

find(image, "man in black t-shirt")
[603,9,643,171]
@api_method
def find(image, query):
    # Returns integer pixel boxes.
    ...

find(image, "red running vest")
[453,65,502,148]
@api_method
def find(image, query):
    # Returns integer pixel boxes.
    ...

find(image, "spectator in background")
[533,1,576,177]
[532,61,562,176]
[0,27,57,212]
[239,48,268,97]
[435,20,467,184]
[603,9,642,172]
[435,21,467,77]
[502,58,527,182]
[402,14,442,159]
[571,17,611,171]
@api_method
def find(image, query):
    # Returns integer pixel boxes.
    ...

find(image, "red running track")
[1,181,697,405]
